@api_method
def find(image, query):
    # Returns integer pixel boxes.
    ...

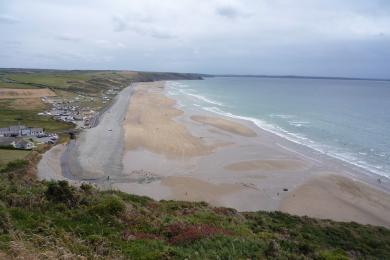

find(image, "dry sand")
[161,176,243,205]
[123,82,214,157]
[191,115,257,137]
[280,174,390,227]
[0,88,56,99]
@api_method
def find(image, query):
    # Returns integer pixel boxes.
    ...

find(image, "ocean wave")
[202,106,389,178]
[185,93,224,106]
[166,81,389,178]
[269,114,295,119]
[167,82,225,106]
[288,120,310,127]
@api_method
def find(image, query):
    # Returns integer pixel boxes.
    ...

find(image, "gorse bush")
[45,180,77,206]
[91,195,126,216]
[0,159,28,173]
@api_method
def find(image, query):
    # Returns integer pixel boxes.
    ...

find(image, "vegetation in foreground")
[0,158,389,259]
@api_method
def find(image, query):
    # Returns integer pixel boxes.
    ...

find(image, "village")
[39,87,119,129]
[0,125,57,150]
[0,87,120,150]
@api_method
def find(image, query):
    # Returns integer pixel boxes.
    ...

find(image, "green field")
[1,70,138,95]
[0,82,38,89]
[0,149,30,170]
[0,101,73,133]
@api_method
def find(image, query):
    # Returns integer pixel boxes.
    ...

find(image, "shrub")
[265,240,280,258]
[164,222,231,245]
[80,183,93,193]
[0,160,28,173]
[319,249,349,260]
[92,195,126,217]
[0,202,11,233]
[45,180,77,207]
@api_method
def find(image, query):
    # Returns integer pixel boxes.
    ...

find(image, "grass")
[0,159,389,259]
[0,82,38,89]
[2,71,137,95]
[0,98,47,110]
[0,150,30,170]
[0,105,73,133]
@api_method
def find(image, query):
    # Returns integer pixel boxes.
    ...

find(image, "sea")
[166,76,390,178]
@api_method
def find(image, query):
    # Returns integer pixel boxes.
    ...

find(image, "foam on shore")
[165,81,390,179]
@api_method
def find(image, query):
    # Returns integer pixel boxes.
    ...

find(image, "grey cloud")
[55,34,82,42]
[112,15,175,39]
[148,29,175,39]
[1,0,389,78]
[215,5,247,19]
[112,16,128,32]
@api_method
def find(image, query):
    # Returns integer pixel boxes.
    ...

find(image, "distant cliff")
[135,71,207,81]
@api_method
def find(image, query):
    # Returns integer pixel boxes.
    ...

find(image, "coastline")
[37,81,390,228]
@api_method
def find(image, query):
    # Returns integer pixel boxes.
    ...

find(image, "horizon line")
[1,67,389,82]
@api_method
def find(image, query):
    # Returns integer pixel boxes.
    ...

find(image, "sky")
[1,0,390,78]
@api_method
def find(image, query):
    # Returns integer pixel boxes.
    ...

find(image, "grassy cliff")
[0,69,203,126]
[0,158,389,259]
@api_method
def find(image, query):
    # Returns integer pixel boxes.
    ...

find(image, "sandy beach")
[280,174,390,227]
[38,81,390,228]
[123,82,215,157]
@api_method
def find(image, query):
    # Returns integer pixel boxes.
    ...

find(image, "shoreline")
[166,81,389,192]
[37,81,390,228]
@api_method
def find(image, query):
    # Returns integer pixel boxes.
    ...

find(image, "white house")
[13,139,33,150]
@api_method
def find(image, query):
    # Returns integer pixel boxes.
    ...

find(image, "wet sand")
[225,159,306,172]
[280,174,390,227]
[38,81,390,228]
[191,115,257,137]
[119,81,390,227]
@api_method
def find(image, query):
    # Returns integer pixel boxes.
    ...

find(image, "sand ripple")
[123,82,214,157]
[191,115,257,137]
[225,159,306,172]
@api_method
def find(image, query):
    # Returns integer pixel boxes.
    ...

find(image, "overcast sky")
[1,0,389,78]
